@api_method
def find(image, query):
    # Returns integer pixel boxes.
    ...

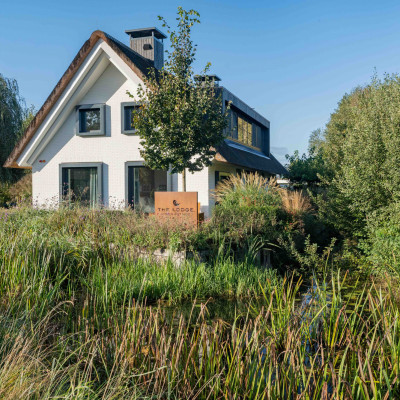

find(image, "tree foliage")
[285,129,326,186]
[318,73,400,237]
[130,7,228,190]
[0,74,32,183]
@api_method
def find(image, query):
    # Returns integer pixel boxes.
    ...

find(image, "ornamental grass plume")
[212,172,280,205]
[211,173,283,245]
[279,189,313,216]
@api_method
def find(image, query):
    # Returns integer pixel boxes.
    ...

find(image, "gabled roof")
[4,30,155,169]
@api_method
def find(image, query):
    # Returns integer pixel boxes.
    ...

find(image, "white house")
[5,28,286,217]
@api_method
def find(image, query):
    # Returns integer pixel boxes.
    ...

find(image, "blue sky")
[1,0,400,163]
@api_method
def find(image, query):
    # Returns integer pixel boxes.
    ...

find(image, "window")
[226,108,265,151]
[127,166,167,212]
[121,102,141,134]
[215,171,231,187]
[238,115,252,146]
[253,124,263,149]
[227,109,238,140]
[76,104,105,136]
[60,164,102,207]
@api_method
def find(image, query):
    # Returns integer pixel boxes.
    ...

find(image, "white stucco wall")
[32,62,143,208]
[30,60,232,218]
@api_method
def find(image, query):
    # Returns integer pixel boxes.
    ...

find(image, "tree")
[318,73,400,237]
[0,74,31,183]
[130,7,228,191]
[285,129,326,187]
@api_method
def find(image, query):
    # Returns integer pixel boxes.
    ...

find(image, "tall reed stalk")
[0,267,399,398]
[1,208,400,398]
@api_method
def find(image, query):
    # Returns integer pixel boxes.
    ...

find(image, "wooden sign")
[155,192,198,226]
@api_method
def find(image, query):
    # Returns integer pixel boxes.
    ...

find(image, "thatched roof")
[4,30,155,169]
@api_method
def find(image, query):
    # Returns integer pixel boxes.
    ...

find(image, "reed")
[0,270,399,398]
[1,207,400,398]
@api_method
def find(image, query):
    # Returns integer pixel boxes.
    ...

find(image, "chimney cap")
[125,27,167,40]
[194,74,221,82]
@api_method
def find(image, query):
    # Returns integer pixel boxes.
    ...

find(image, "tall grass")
[211,173,284,248]
[0,208,279,307]
[280,189,313,216]
[1,207,400,398]
[0,271,399,398]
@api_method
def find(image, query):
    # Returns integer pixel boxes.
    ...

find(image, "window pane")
[215,171,231,187]
[237,115,254,146]
[244,119,250,145]
[124,106,135,131]
[245,121,249,144]
[228,109,238,139]
[128,167,167,212]
[80,109,100,132]
[256,125,262,148]
[62,167,98,207]
[238,117,244,142]
[252,124,261,148]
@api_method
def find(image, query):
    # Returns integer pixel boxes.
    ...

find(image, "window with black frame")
[238,115,252,146]
[226,107,264,151]
[215,171,231,188]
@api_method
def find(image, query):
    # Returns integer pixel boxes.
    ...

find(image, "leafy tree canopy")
[285,129,326,186]
[0,74,34,183]
[318,73,400,237]
[130,7,228,190]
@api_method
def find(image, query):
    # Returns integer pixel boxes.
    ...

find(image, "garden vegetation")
[3,8,400,398]
[1,170,400,398]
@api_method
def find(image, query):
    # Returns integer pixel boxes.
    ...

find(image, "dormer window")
[121,102,141,134]
[76,104,105,136]
[238,115,253,146]
[227,107,267,152]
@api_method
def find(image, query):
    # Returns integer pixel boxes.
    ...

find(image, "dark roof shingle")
[216,140,287,175]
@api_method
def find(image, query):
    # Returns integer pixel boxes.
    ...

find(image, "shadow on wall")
[102,163,109,207]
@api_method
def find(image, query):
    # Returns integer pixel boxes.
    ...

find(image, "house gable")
[30,60,144,208]
[4,31,153,169]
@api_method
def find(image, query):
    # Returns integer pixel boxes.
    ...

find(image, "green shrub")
[0,183,11,207]
[364,202,400,275]
[211,173,284,246]
[8,173,32,205]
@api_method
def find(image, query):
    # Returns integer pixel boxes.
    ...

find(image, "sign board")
[155,192,198,226]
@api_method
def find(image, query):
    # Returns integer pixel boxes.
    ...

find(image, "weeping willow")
[0,74,33,183]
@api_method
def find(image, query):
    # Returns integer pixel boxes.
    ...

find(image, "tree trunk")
[182,169,186,192]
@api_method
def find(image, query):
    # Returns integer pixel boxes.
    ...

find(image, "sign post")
[155,192,199,226]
